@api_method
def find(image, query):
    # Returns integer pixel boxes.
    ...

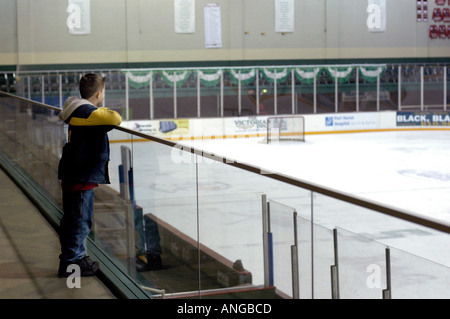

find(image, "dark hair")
[79,73,105,99]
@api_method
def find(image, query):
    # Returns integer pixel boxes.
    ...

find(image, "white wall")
[2,0,448,68]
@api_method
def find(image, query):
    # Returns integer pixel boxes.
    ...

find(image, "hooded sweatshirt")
[58,97,122,185]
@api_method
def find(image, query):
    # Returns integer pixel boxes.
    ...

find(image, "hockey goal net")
[265,116,305,143]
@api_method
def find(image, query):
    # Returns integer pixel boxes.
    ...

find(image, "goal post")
[266,115,305,144]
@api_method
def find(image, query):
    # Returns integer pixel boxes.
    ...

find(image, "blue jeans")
[59,189,94,262]
[143,214,162,256]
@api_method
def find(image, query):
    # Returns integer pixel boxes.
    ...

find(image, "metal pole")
[398,65,402,111]
[382,247,392,299]
[41,75,45,104]
[262,195,270,287]
[291,211,300,299]
[377,73,380,112]
[421,66,424,111]
[274,74,278,115]
[197,70,201,118]
[256,69,260,115]
[174,78,177,119]
[291,69,295,115]
[335,68,338,113]
[150,71,154,120]
[27,76,31,100]
[444,66,447,111]
[266,201,274,286]
[58,74,62,109]
[313,73,317,114]
[330,228,340,299]
[220,72,224,117]
[125,75,129,120]
[356,67,359,112]
[238,70,242,116]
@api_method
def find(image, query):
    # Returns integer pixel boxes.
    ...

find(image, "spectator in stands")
[57,73,122,278]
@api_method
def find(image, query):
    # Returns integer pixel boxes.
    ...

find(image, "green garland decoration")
[359,65,386,83]
[228,69,257,85]
[294,67,323,84]
[325,67,354,83]
[123,70,155,89]
[260,68,291,83]
[159,70,192,88]
[198,69,223,87]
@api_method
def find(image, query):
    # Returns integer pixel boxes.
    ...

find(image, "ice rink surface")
[180,130,450,225]
[111,129,450,298]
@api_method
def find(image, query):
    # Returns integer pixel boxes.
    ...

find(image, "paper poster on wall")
[66,0,91,35]
[175,0,196,33]
[204,4,222,48]
[275,0,294,33]
[367,0,386,32]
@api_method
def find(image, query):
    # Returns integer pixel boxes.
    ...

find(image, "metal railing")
[4,63,449,121]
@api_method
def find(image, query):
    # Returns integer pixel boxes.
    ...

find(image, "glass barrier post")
[335,68,338,113]
[330,228,340,299]
[263,198,274,287]
[444,66,447,111]
[356,67,360,112]
[420,66,424,111]
[382,247,392,299]
[398,65,402,110]
[291,211,299,299]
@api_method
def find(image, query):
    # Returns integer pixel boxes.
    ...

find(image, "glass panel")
[390,246,450,299]
[311,222,334,299]
[197,191,264,295]
[113,138,199,297]
[336,228,387,299]
[269,200,297,298]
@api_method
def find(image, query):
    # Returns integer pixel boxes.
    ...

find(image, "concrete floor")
[0,169,115,299]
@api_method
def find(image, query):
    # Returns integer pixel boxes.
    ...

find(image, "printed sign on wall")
[275,0,295,33]
[367,0,387,32]
[397,112,450,126]
[67,0,91,35]
[204,3,222,48]
[175,0,196,33]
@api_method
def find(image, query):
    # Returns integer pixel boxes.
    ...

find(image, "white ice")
[109,130,450,298]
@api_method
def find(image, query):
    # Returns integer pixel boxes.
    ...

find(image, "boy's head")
[79,73,106,106]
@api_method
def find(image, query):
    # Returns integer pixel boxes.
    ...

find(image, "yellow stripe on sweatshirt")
[69,107,122,126]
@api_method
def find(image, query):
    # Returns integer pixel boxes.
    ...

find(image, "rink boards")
[110,111,450,143]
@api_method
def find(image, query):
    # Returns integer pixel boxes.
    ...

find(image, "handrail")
[2,90,450,236]
[0,90,61,112]
[113,125,450,235]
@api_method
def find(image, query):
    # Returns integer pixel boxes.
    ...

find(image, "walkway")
[0,169,115,299]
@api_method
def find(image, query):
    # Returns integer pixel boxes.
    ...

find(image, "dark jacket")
[58,97,122,184]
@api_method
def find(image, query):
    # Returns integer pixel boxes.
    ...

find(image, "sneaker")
[136,254,163,272]
[58,256,99,278]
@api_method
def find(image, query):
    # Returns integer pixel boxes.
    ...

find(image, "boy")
[57,74,122,277]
